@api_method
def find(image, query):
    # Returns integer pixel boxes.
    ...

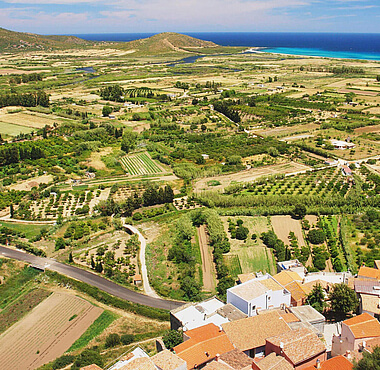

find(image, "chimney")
[345,350,351,360]
[215,354,220,362]
[316,359,321,369]
[280,342,284,353]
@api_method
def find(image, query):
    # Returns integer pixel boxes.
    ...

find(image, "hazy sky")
[0,0,379,34]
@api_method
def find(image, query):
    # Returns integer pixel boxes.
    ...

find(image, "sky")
[0,0,379,35]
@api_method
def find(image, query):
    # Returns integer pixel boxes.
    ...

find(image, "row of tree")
[0,90,49,108]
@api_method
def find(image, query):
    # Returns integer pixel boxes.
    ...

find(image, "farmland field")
[0,292,103,370]
[222,216,276,275]
[0,121,34,136]
[271,215,307,247]
[120,152,164,175]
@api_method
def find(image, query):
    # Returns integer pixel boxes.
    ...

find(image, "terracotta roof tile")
[118,357,156,370]
[203,361,234,370]
[222,311,291,351]
[343,313,380,339]
[175,323,224,353]
[279,312,300,323]
[252,353,293,370]
[358,266,380,280]
[303,356,353,370]
[219,348,252,369]
[266,328,326,366]
[301,280,329,296]
[80,365,103,370]
[273,271,302,286]
[285,281,307,302]
[175,334,235,370]
[152,349,186,370]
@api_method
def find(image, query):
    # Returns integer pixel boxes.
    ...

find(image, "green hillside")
[0,27,91,51]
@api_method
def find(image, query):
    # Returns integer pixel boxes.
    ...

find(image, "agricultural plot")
[120,152,163,176]
[20,188,110,220]
[271,215,307,247]
[0,121,34,136]
[240,167,351,198]
[221,216,276,275]
[0,292,103,370]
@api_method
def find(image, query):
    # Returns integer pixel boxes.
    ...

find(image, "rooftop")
[252,353,293,370]
[290,305,325,323]
[222,311,291,351]
[303,356,353,370]
[175,334,234,370]
[216,303,247,321]
[151,349,186,370]
[354,279,380,295]
[117,357,156,370]
[219,348,252,369]
[344,313,380,339]
[237,272,256,284]
[202,361,233,370]
[273,270,302,287]
[80,365,103,370]
[361,294,380,315]
[266,328,326,366]
[228,275,286,302]
[358,266,380,280]
[284,281,307,302]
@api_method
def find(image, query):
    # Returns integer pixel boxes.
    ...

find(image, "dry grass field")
[194,162,311,192]
[271,215,306,247]
[9,174,53,191]
[0,292,103,370]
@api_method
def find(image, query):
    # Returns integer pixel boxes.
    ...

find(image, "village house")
[170,297,246,331]
[251,352,293,370]
[303,356,353,370]
[227,274,291,316]
[330,140,356,150]
[276,259,307,278]
[222,311,292,358]
[273,271,306,307]
[357,265,380,280]
[331,313,380,357]
[265,328,327,370]
[354,278,380,317]
[173,323,235,370]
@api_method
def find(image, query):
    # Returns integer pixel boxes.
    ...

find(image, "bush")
[121,334,135,345]
[71,348,103,369]
[105,333,121,348]
[51,354,75,369]
[162,330,183,350]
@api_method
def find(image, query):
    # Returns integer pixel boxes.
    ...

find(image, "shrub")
[162,330,183,350]
[105,333,121,348]
[121,334,135,345]
[52,354,75,369]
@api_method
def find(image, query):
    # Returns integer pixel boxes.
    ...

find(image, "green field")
[120,152,162,175]
[222,216,276,275]
[0,221,52,239]
[68,310,118,352]
[0,121,34,136]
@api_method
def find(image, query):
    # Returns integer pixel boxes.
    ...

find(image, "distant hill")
[0,29,220,55]
[123,32,219,54]
[0,27,91,51]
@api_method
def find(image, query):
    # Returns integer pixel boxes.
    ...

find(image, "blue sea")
[74,32,380,61]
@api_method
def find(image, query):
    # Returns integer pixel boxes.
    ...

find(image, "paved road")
[0,245,183,311]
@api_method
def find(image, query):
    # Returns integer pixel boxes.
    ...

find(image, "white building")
[303,271,352,286]
[277,259,306,278]
[227,274,291,316]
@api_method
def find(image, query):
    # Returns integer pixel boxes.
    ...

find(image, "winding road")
[0,245,183,311]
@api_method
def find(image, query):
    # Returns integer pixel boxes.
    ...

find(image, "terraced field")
[0,292,103,370]
[120,152,163,175]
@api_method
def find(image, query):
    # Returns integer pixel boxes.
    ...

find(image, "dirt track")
[197,225,215,292]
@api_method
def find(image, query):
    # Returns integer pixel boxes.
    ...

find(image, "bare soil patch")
[0,292,103,370]
[354,124,380,134]
[197,225,216,291]
[9,174,53,191]
[194,162,311,192]
[271,215,306,247]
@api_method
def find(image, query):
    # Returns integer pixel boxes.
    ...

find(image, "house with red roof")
[331,313,380,357]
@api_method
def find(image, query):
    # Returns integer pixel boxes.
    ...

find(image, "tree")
[55,237,66,251]
[308,229,326,244]
[9,203,14,218]
[71,348,103,370]
[377,75,380,82]
[354,346,380,370]
[162,330,183,350]
[306,283,326,313]
[102,105,112,117]
[292,204,307,219]
[121,131,138,153]
[328,283,359,316]
[236,225,249,240]
[68,252,74,263]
